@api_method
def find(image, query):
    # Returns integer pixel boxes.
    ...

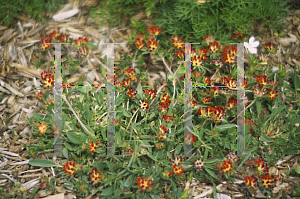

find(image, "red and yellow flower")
[268,90,278,100]
[139,98,149,111]
[124,148,134,157]
[89,168,102,185]
[171,35,185,50]
[172,165,184,176]
[88,140,99,153]
[36,91,44,100]
[136,176,155,193]
[155,142,164,149]
[143,88,157,99]
[263,42,276,53]
[147,26,162,35]
[74,37,89,46]
[201,95,211,104]
[37,122,48,135]
[162,115,173,122]
[256,74,268,85]
[128,88,136,98]
[146,35,158,51]
[40,71,54,88]
[122,78,131,87]
[63,160,76,176]
[260,173,281,189]
[219,159,233,174]
[185,132,197,144]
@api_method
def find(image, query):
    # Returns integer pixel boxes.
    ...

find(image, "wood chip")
[53,9,80,21]
[0,29,14,44]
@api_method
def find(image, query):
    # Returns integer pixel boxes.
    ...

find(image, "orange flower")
[219,159,233,174]
[161,92,172,106]
[123,68,136,76]
[136,33,145,40]
[40,71,54,88]
[122,78,131,87]
[36,91,44,100]
[63,160,76,176]
[158,103,169,115]
[269,81,278,86]
[128,88,136,98]
[228,98,237,109]
[147,26,162,35]
[208,41,219,54]
[89,168,102,185]
[157,125,168,140]
[88,140,99,153]
[256,74,268,85]
[40,36,52,51]
[48,30,61,40]
[256,158,269,173]
[268,90,278,100]
[172,165,184,176]
[175,50,184,58]
[58,34,69,43]
[198,107,206,117]
[260,173,281,189]
[165,170,175,177]
[201,95,211,104]
[135,38,146,50]
[171,35,185,50]
[244,175,259,187]
[185,132,196,144]
[191,55,204,67]
[136,176,155,193]
[203,35,214,45]
[139,98,149,111]
[143,88,157,99]
[74,37,89,46]
[198,48,209,60]
[204,76,211,85]
[37,122,48,135]
[263,42,276,53]
[124,148,134,157]
[146,35,158,51]
[162,115,173,122]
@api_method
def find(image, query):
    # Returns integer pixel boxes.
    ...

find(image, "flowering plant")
[23,23,300,199]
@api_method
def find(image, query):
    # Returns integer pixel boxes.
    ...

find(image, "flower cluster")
[162,115,173,122]
[63,161,76,176]
[263,42,276,54]
[194,159,205,172]
[124,148,134,157]
[40,70,54,88]
[243,158,281,195]
[88,140,99,153]
[198,106,226,123]
[232,31,246,40]
[215,159,234,174]
[185,132,197,144]
[89,168,103,185]
[136,176,155,193]
[123,68,138,81]
[143,88,157,100]
[157,125,168,140]
[171,157,185,176]
[37,122,48,135]
[39,176,50,188]
[158,92,172,115]
[39,30,70,51]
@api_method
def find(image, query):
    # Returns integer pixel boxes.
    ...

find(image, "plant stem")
[126,110,138,130]
[230,99,256,123]
[62,95,94,138]
[159,54,173,75]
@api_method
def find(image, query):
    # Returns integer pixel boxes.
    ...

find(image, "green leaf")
[295,166,300,174]
[106,161,114,173]
[66,132,82,144]
[175,144,182,155]
[180,189,189,199]
[256,100,261,116]
[260,134,273,142]
[123,109,132,117]
[204,168,217,180]
[62,148,68,158]
[215,124,237,132]
[124,175,132,187]
[147,152,157,161]
[137,83,143,98]
[29,159,57,167]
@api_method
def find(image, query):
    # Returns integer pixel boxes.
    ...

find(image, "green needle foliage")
[0,0,64,27]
